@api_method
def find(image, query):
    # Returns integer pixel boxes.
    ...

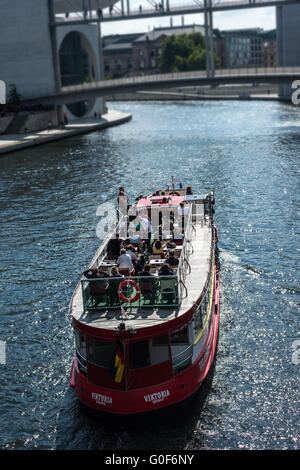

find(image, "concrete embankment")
[0,109,132,156]
[106,84,280,102]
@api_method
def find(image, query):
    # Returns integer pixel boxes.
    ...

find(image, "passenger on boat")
[106,233,122,259]
[83,268,107,279]
[108,266,123,306]
[179,202,189,231]
[152,238,166,256]
[139,264,154,276]
[186,185,193,195]
[165,251,179,267]
[110,266,123,277]
[96,269,108,278]
[138,215,152,253]
[126,244,143,272]
[158,263,174,276]
[117,248,134,273]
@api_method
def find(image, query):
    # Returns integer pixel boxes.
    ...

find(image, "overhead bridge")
[53,0,300,25]
[21,68,300,106]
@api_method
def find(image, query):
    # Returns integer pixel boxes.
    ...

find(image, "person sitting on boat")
[106,233,122,260]
[139,264,154,277]
[117,248,134,273]
[186,185,193,195]
[165,251,179,267]
[138,214,152,253]
[108,266,123,306]
[158,263,174,276]
[110,266,123,277]
[126,244,143,272]
[152,237,166,256]
[96,268,108,278]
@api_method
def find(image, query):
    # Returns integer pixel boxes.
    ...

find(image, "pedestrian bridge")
[21,67,300,106]
[53,0,300,25]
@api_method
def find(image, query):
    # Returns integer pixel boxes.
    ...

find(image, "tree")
[158,32,220,73]
[7,84,22,105]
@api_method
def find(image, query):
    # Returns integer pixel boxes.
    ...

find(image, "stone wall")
[0,115,14,134]
[0,110,57,134]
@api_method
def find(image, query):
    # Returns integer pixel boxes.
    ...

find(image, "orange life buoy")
[169,191,180,196]
[118,279,141,303]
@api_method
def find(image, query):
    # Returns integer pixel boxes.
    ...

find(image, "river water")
[0,100,299,451]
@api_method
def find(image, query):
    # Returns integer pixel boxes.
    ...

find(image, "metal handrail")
[172,343,193,364]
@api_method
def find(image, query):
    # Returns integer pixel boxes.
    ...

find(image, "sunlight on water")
[0,100,299,450]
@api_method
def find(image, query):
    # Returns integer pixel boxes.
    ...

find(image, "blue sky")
[101,6,276,35]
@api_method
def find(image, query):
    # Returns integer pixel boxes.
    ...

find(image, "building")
[0,0,118,123]
[261,29,277,68]
[103,25,277,79]
[277,4,300,99]
[103,33,143,78]
[103,25,208,78]
[220,28,263,69]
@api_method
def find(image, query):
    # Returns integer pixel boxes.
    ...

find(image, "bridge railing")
[54,0,299,22]
[60,67,300,93]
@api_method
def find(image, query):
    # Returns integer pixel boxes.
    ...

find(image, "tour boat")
[69,184,220,414]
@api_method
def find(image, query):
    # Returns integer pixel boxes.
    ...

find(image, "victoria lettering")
[144,389,170,403]
[91,392,112,405]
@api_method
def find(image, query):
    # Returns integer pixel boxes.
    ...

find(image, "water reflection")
[0,100,299,450]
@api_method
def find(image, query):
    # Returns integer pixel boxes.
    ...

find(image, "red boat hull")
[70,267,220,415]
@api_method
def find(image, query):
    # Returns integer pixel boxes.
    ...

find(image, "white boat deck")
[71,222,212,330]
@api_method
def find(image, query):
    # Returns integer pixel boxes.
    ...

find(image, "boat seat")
[90,280,109,306]
[118,267,131,277]
[160,278,178,304]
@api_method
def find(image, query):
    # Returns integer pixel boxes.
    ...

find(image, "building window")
[115,58,122,71]
[139,59,145,69]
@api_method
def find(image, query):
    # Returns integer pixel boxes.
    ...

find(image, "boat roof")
[137,195,185,208]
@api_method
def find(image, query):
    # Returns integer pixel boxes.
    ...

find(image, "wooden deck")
[71,222,212,331]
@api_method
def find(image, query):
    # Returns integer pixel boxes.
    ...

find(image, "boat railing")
[172,343,193,374]
[81,274,180,310]
[176,206,194,299]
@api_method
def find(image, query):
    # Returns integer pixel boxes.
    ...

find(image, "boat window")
[193,304,203,336]
[74,330,87,360]
[150,334,170,365]
[170,326,189,344]
[129,340,150,369]
[88,338,115,368]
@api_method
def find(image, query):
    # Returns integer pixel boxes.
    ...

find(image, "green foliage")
[158,32,220,73]
[7,84,22,105]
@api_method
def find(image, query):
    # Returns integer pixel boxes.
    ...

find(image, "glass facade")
[59,31,96,117]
